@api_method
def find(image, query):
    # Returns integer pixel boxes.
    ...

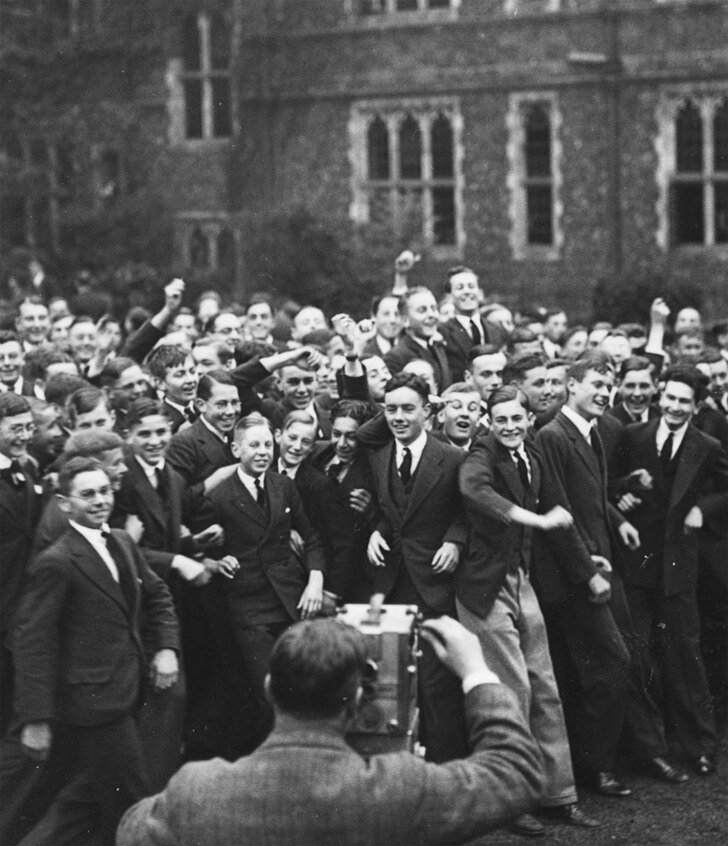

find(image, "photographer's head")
[266,619,367,721]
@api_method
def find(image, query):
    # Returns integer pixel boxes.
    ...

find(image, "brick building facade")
[1,0,727,319]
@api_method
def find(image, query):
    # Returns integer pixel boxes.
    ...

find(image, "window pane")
[399,115,421,180]
[525,105,551,178]
[714,100,728,173]
[182,15,200,71]
[431,114,454,179]
[55,143,74,190]
[184,79,203,139]
[398,187,423,240]
[429,0,451,7]
[0,196,26,249]
[217,228,235,270]
[672,182,704,244]
[359,1,385,14]
[189,227,209,268]
[526,184,553,244]
[432,186,455,245]
[397,0,418,10]
[367,117,389,180]
[715,182,728,244]
[209,15,229,70]
[212,78,232,137]
[31,197,52,249]
[368,187,391,227]
[676,101,703,173]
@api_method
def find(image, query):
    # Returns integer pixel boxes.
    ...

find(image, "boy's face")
[98,447,128,491]
[59,468,114,529]
[232,424,274,477]
[73,401,115,433]
[164,356,198,405]
[275,421,316,468]
[466,352,506,401]
[489,398,529,450]
[0,340,23,386]
[438,391,480,444]
[384,386,429,445]
[0,411,34,459]
[197,382,240,434]
[117,365,150,400]
[277,365,318,409]
[127,413,171,467]
[568,369,613,421]
[330,416,360,464]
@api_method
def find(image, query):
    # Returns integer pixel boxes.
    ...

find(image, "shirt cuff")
[462,669,501,694]
[172,556,206,582]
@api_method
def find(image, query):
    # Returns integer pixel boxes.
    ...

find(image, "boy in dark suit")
[9,457,179,845]
[366,372,467,762]
[195,412,325,747]
[459,385,598,833]
[146,345,199,434]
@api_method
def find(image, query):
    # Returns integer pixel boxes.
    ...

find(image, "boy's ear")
[56,493,72,515]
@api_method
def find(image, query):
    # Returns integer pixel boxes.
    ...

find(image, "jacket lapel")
[69,530,129,615]
[669,426,707,511]
[373,443,399,526]
[129,458,167,530]
[403,436,443,524]
[557,413,602,486]
[230,473,268,528]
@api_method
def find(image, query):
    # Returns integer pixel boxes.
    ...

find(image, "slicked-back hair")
[280,410,316,432]
[487,384,531,416]
[63,429,123,460]
[233,411,273,441]
[0,330,20,346]
[568,351,615,382]
[197,369,236,401]
[145,345,190,381]
[502,351,547,385]
[397,285,435,317]
[662,364,707,403]
[619,355,655,381]
[468,343,501,363]
[66,386,107,428]
[98,356,139,389]
[23,345,75,382]
[370,293,400,317]
[57,456,105,496]
[43,373,89,407]
[268,619,367,718]
[442,381,480,398]
[383,371,430,404]
[329,399,375,427]
[0,392,30,421]
[125,398,168,430]
[446,265,477,293]
[696,347,724,366]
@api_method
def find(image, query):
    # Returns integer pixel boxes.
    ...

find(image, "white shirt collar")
[455,313,483,333]
[200,414,228,443]
[135,454,165,483]
[277,458,299,479]
[656,418,689,458]
[237,467,265,499]
[165,397,188,414]
[395,430,428,472]
[561,404,595,441]
[0,453,12,470]
[69,519,110,543]
[375,335,392,355]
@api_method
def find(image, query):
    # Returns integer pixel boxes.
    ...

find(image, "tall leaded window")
[669,97,728,246]
[180,13,231,140]
[350,99,463,253]
[356,1,457,14]
[507,93,563,260]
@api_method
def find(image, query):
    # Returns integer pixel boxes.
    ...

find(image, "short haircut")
[545,358,568,371]
[57,456,105,496]
[145,345,190,381]
[545,308,566,320]
[329,399,374,427]
[467,343,501,363]
[197,369,236,401]
[674,327,705,342]
[370,293,400,317]
[125,306,151,334]
[69,315,96,329]
[619,355,654,381]
[662,364,706,402]
[567,351,614,382]
[233,411,272,439]
[563,325,588,343]
[247,293,273,312]
[23,345,75,382]
[18,295,47,312]
[446,265,477,293]
[487,384,530,416]
[383,371,430,404]
[98,356,139,388]
[502,351,546,385]
[43,373,88,406]
[63,429,123,460]
[442,381,480,398]
[125,398,167,430]
[397,285,434,317]
[233,340,276,366]
[507,327,539,350]
[0,392,30,421]
[696,347,724,366]
[206,309,238,335]
[193,336,235,366]
[280,410,317,432]
[67,387,106,426]
[268,619,367,718]
[0,330,20,346]
[301,329,335,349]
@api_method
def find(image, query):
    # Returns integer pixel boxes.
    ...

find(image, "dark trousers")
[11,716,149,846]
[627,585,717,758]
[542,584,631,775]
[136,668,186,792]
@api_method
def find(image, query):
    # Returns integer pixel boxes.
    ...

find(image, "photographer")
[117,616,543,846]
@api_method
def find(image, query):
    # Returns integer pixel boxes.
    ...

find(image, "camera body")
[338,603,420,756]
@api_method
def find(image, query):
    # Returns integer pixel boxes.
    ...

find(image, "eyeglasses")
[5,424,36,436]
[68,486,113,502]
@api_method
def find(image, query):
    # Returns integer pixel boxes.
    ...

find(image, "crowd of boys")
[0,261,726,844]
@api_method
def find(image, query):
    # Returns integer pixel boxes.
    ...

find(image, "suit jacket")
[116,683,543,846]
[231,358,333,438]
[384,333,453,391]
[615,420,728,595]
[163,398,198,435]
[0,466,42,631]
[533,411,626,604]
[113,453,195,581]
[11,527,179,726]
[606,403,660,427]
[196,471,325,625]
[166,417,235,505]
[120,319,164,364]
[440,317,500,383]
[457,434,542,618]
[369,434,467,614]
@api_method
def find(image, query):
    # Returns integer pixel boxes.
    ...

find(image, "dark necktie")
[155,467,168,503]
[254,476,266,509]
[326,462,341,482]
[470,319,482,346]
[660,432,674,474]
[102,532,136,609]
[184,405,196,424]
[513,450,530,491]
[399,447,412,485]
[589,428,604,474]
